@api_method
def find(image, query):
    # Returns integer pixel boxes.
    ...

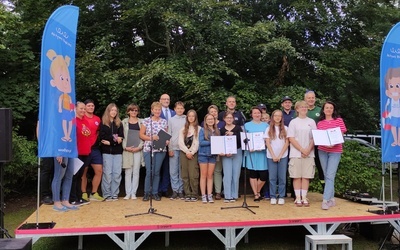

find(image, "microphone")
[239,110,246,123]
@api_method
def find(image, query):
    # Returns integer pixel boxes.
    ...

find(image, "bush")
[309,140,381,196]
[3,131,37,195]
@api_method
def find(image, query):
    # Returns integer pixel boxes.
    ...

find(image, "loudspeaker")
[0,108,12,163]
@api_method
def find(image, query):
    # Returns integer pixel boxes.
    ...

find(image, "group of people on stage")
[40,90,347,212]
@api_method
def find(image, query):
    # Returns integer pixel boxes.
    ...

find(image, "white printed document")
[211,136,237,154]
[240,132,265,151]
[312,127,344,146]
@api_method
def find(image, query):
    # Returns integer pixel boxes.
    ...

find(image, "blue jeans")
[169,150,183,193]
[222,149,243,199]
[267,156,288,198]
[158,152,170,193]
[144,151,166,195]
[101,154,122,198]
[318,150,342,201]
[52,158,73,202]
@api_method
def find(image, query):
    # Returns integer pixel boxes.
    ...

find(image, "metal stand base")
[221,201,259,214]
[125,207,172,219]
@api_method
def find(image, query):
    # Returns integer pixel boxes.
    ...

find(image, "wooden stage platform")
[14,193,400,249]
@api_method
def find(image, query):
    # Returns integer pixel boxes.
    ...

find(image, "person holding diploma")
[100,103,124,201]
[220,112,243,202]
[122,104,143,200]
[140,102,168,201]
[287,101,317,207]
[243,107,268,202]
[317,101,347,210]
[265,110,289,205]
[199,114,220,203]
[178,110,200,201]
[202,105,225,200]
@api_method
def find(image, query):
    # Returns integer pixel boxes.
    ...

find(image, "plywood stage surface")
[15,192,400,235]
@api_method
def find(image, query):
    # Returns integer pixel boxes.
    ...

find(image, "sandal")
[254,193,261,202]
[302,198,310,207]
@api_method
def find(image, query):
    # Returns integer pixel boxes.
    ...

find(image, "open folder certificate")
[210,136,237,154]
[240,132,266,151]
[312,127,344,146]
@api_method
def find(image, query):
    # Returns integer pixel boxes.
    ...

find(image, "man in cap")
[281,96,295,127]
[257,103,268,114]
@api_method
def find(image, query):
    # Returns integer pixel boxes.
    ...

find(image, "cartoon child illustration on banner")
[383,67,400,146]
[47,49,75,142]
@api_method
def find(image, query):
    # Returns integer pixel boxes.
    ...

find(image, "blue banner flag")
[38,5,79,158]
[380,23,400,163]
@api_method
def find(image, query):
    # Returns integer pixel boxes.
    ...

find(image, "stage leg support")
[210,227,250,250]
[165,231,169,247]
[107,231,152,250]
[304,223,341,235]
[78,235,83,250]
[389,220,400,233]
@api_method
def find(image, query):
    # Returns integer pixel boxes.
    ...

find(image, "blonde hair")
[208,105,219,113]
[294,100,307,116]
[151,101,162,110]
[47,49,71,80]
[102,103,121,127]
[268,110,286,140]
[203,114,220,140]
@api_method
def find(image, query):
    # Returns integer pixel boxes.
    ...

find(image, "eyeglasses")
[130,109,138,112]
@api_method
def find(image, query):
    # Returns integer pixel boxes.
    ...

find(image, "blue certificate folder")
[153,129,172,151]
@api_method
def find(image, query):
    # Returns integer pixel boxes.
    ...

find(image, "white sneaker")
[270,198,277,205]
[278,198,285,205]
[123,194,130,200]
[131,195,137,200]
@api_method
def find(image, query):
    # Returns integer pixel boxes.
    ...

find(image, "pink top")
[317,118,347,153]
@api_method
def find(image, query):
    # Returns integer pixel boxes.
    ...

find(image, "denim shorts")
[86,148,103,165]
[198,155,217,164]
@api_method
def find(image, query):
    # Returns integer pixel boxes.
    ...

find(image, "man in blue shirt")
[281,96,295,127]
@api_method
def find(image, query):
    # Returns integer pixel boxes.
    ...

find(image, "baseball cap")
[281,96,292,103]
[257,103,267,110]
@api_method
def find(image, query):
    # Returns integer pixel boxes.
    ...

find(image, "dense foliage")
[0,1,398,194]
[310,140,382,196]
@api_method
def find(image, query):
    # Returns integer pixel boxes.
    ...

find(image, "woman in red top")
[317,101,347,210]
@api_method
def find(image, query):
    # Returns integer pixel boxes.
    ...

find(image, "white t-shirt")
[391,99,400,117]
[264,125,288,159]
[287,117,316,158]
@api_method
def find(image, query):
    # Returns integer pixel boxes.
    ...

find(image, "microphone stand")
[221,114,258,214]
[126,114,171,219]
